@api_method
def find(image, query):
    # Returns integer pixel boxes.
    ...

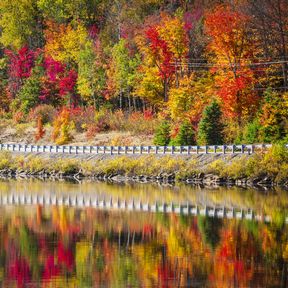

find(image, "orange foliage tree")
[205,5,260,123]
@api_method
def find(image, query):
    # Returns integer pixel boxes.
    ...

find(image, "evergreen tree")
[153,120,170,146]
[197,100,224,145]
[170,121,195,146]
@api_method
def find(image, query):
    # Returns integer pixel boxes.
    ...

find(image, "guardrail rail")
[0,143,286,155]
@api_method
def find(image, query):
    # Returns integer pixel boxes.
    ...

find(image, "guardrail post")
[241,145,244,153]
[156,146,159,154]
[24,144,27,152]
[147,146,151,154]
[214,146,217,153]
[140,146,143,154]
[196,146,199,154]
[110,146,113,155]
[171,146,174,155]
[132,146,135,154]
[69,146,72,154]
[96,146,99,154]
[103,146,106,154]
[223,145,226,154]
[125,146,128,154]
[251,145,255,154]
[188,146,191,155]
[118,146,120,155]
[232,145,235,154]
[205,146,208,154]
[75,146,78,154]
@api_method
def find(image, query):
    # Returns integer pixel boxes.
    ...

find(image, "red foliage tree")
[5,46,37,98]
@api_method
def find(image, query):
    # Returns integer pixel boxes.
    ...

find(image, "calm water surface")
[0,179,287,287]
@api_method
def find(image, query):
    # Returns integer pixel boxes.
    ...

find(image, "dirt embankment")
[0,122,154,146]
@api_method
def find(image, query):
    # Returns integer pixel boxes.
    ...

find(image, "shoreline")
[0,146,287,188]
[0,165,286,189]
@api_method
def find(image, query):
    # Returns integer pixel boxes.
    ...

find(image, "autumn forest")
[0,0,287,145]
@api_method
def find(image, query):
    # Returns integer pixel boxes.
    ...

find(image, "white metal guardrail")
[0,143,285,155]
[0,192,285,223]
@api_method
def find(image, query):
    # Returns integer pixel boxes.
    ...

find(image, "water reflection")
[0,205,287,287]
[0,179,287,287]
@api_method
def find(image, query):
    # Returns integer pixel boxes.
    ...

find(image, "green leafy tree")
[170,121,195,146]
[77,40,106,107]
[154,120,170,146]
[108,39,140,109]
[18,56,44,114]
[197,100,224,145]
[0,0,43,49]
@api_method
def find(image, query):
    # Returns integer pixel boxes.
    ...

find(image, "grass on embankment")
[0,144,287,184]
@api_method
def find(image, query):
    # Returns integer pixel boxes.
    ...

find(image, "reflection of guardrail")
[1,193,287,224]
[0,143,286,155]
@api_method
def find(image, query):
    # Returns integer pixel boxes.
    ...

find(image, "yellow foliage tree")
[44,21,88,64]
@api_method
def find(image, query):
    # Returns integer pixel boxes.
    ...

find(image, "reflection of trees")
[0,206,287,287]
[198,216,222,250]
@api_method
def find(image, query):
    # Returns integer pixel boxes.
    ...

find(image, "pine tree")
[197,100,224,145]
[170,121,195,146]
[153,120,170,146]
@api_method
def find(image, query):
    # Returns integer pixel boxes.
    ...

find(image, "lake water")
[0,179,287,287]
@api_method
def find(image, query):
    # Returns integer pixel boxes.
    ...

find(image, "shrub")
[94,108,110,132]
[0,151,13,169]
[13,110,25,124]
[51,159,79,174]
[52,108,74,145]
[28,104,57,124]
[70,106,95,132]
[197,100,224,145]
[170,121,195,146]
[35,116,45,142]
[154,120,171,146]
